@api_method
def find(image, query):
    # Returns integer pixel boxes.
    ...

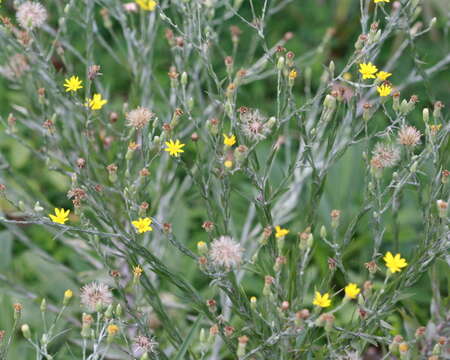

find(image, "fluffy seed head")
[209,236,243,270]
[372,143,400,168]
[16,1,48,30]
[80,282,113,312]
[398,125,421,147]
[126,107,154,129]
[239,109,272,141]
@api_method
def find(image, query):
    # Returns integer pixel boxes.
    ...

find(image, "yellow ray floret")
[164,139,185,157]
[49,208,70,224]
[383,251,407,273]
[132,217,153,233]
[64,76,83,92]
[359,62,378,79]
[313,291,331,308]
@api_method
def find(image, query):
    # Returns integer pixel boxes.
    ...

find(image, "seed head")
[133,335,158,356]
[80,282,113,312]
[16,1,47,30]
[372,143,400,168]
[209,236,243,270]
[126,107,154,129]
[398,125,421,147]
[239,109,272,142]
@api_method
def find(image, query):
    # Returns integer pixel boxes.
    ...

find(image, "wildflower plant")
[0,0,449,359]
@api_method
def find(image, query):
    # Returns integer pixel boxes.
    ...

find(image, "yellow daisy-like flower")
[107,324,119,335]
[223,134,236,147]
[224,160,233,168]
[64,289,73,299]
[275,225,289,238]
[359,62,378,79]
[288,69,298,80]
[133,265,143,277]
[164,139,185,157]
[383,251,407,273]
[64,75,83,92]
[374,0,390,3]
[344,283,360,299]
[313,291,331,308]
[377,84,392,97]
[48,208,70,224]
[87,93,107,110]
[132,217,153,233]
[136,0,157,11]
[376,71,392,81]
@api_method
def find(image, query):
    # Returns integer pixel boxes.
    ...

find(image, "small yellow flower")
[313,291,331,308]
[275,226,289,238]
[430,124,442,135]
[224,160,233,168]
[132,217,153,233]
[223,134,236,147]
[64,76,83,92]
[344,283,360,299]
[383,251,407,273]
[376,71,392,81]
[374,0,390,3]
[250,296,257,303]
[49,208,70,224]
[87,93,107,110]
[377,84,392,97]
[64,289,73,299]
[164,139,185,157]
[107,324,119,335]
[359,62,378,79]
[288,69,298,80]
[133,265,143,277]
[136,0,157,11]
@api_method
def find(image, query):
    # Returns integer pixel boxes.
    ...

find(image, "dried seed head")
[126,107,154,130]
[88,65,101,80]
[202,221,214,232]
[372,143,400,168]
[296,309,310,320]
[109,112,119,123]
[239,109,272,142]
[16,1,47,30]
[133,335,158,356]
[398,125,421,147]
[224,326,234,337]
[209,236,243,270]
[80,282,113,312]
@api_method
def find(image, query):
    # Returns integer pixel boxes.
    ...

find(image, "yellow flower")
[358,62,378,79]
[164,139,185,157]
[223,134,236,147]
[376,71,392,81]
[224,160,233,168]
[132,217,153,233]
[136,0,157,11]
[275,225,289,238]
[344,283,360,299]
[107,324,119,335]
[313,291,331,308]
[49,208,70,224]
[64,76,83,92]
[288,69,298,80]
[377,84,392,97]
[383,251,407,273]
[374,0,390,3]
[87,93,107,110]
[133,265,143,277]
[64,289,73,299]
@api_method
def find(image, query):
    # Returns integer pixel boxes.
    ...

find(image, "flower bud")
[436,200,448,218]
[21,324,31,340]
[197,241,208,255]
[63,289,73,306]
